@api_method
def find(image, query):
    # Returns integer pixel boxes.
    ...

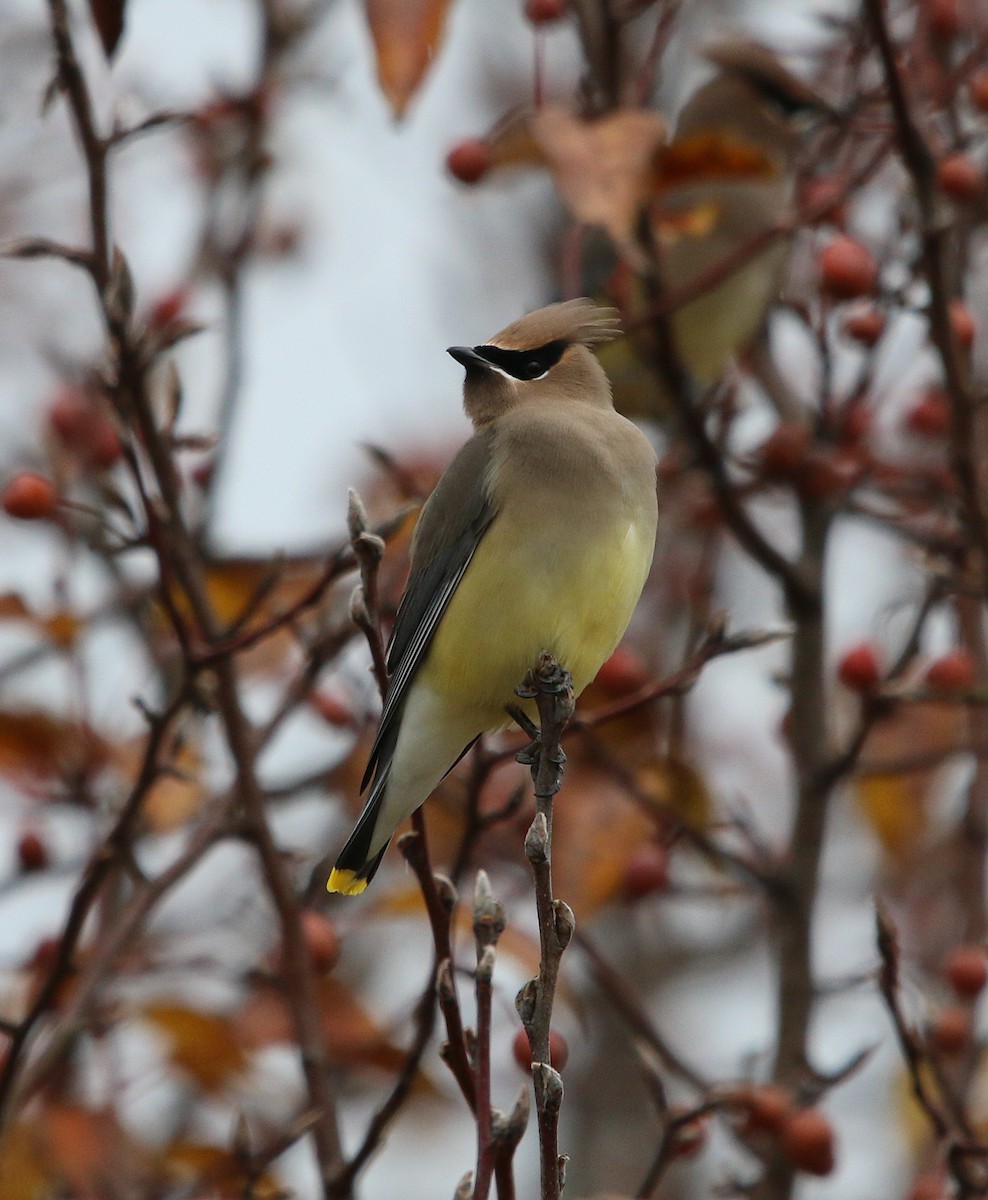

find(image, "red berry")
[908,1174,947,1200]
[738,1085,793,1136]
[759,423,812,479]
[906,389,950,438]
[446,139,492,184]
[943,945,988,999]
[2,473,58,520]
[524,0,567,22]
[926,649,976,692]
[970,70,988,113]
[819,236,878,300]
[596,647,649,694]
[930,1006,972,1055]
[310,690,354,727]
[949,299,977,350]
[298,910,341,972]
[840,405,872,445]
[938,154,982,202]
[48,391,121,470]
[148,287,190,330]
[843,307,886,346]
[801,176,846,226]
[512,1027,568,1072]
[838,643,881,693]
[928,0,961,39]
[622,844,669,900]
[17,831,48,872]
[781,1108,836,1176]
[798,450,862,499]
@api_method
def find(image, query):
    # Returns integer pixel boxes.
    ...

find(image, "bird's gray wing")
[361,428,497,791]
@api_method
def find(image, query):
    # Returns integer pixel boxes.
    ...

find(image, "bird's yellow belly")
[418,511,653,726]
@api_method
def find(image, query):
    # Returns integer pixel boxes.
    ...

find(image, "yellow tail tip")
[327,867,368,896]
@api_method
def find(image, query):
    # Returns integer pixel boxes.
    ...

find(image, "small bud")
[819,235,878,300]
[446,138,491,184]
[2,473,59,521]
[557,1156,568,1192]
[552,899,575,949]
[434,873,458,913]
[106,246,135,323]
[476,944,496,985]
[437,958,456,1004]
[504,1084,531,1144]
[355,531,385,563]
[473,869,506,945]
[525,812,549,863]
[348,585,370,628]
[534,1062,564,1112]
[453,1171,474,1200]
[346,487,368,538]
[515,978,538,1027]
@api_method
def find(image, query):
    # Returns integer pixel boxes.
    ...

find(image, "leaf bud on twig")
[534,1062,564,1113]
[434,873,457,913]
[473,869,506,945]
[348,585,370,629]
[525,811,549,863]
[552,899,575,949]
[437,957,456,1005]
[346,487,369,538]
[476,944,496,985]
[453,1170,474,1199]
[515,978,538,1028]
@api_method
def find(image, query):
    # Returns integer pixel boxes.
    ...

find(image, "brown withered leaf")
[143,1004,246,1092]
[635,754,711,827]
[114,738,206,832]
[529,106,666,249]
[41,1105,147,1197]
[161,1143,281,1199]
[237,978,411,1076]
[0,594,84,649]
[0,709,108,782]
[86,0,127,58]
[0,593,32,620]
[0,1123,50,1200]
[855,700,968,858]
[551,764,654,920]
[364,0,452,118]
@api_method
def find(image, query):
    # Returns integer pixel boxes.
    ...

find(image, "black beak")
[447,345,490,371]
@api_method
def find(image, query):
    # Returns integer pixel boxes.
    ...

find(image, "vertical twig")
[512,652,576,1200]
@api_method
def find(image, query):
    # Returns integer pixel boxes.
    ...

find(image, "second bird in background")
[328,300,658,895]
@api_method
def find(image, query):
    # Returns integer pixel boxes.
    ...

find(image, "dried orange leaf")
[143,1004,246,1091]
[552,765,655,919]
[364,0,452,117]
[41,1105,146,1194]
[854,700,967,858]
[0,593,32,620]
[162,1142,281,1199]
[530,106,666,248]
[236,978,414,1077]
[0,1123,50,1200]
[0,709,108,781]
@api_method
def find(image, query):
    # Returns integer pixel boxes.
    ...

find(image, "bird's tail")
[327,771,391,895]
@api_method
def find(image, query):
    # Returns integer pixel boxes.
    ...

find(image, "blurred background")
[0,0,987,1198]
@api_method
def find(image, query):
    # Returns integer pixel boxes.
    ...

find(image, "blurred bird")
[645,40,829,388]
[328,300,658,894]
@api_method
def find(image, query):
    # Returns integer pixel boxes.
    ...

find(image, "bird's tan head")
[448,299,622,427]
[676,40,832,162]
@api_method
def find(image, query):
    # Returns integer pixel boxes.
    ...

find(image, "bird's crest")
[489,299,622,352]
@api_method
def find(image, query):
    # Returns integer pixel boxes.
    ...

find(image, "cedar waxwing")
[328,300,658,894]
[649,40,828,387]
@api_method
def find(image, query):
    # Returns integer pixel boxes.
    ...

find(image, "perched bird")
[328,300,658,894]
[649,40,829,388]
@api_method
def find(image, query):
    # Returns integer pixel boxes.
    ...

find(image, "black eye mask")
[474,339,567,380]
